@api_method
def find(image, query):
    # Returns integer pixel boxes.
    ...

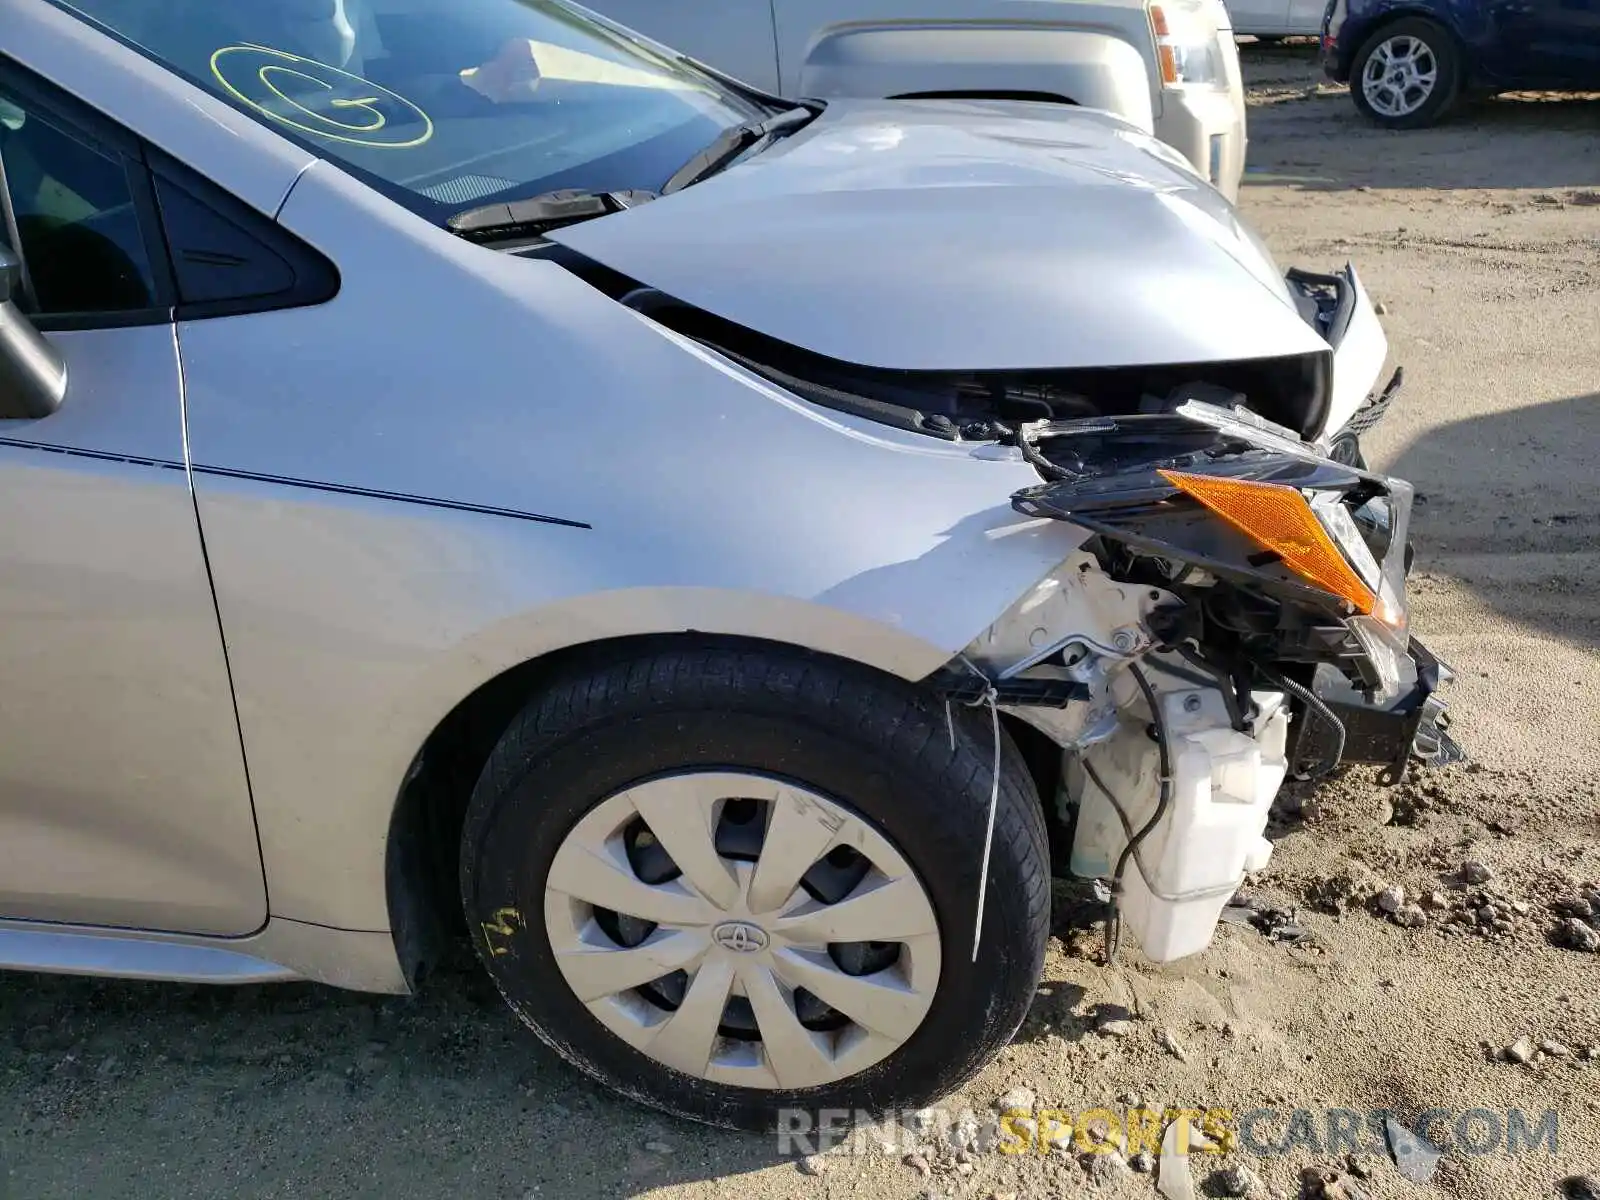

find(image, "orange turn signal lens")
[1156,44,1179,84]
[1151,5,1172,35]
[1158,469,1378,616]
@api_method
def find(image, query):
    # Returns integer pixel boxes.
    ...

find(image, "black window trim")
[145,145,341,322]
[0,51,338,331]
[0,51,176,331]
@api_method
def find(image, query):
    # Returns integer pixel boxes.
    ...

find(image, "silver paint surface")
[551,98,1318,370]
[0,327,265,935]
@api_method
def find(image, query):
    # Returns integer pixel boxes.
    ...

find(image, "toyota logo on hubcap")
[712,921,769,953]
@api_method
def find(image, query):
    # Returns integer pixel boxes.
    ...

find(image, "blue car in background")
[1321,0,1600,127]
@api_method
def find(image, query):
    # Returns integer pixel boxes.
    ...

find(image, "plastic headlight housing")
[1348,615,1407,702]
[1150,1,1228,87]
[1310,490,1409,639]
[1156,470,1413,642]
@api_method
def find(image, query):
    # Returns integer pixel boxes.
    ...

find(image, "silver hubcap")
[543,772,942,1090]
[1361,35,1438,117]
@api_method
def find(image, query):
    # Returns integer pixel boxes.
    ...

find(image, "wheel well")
[889,89,1079,106]
[385,633,690,988]
[384,633,1070,987]
[998,715,1071,872]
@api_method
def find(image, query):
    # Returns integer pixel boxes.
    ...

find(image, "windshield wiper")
[445,105,819,241]
[660,105,819,195]
[446,188,658,244]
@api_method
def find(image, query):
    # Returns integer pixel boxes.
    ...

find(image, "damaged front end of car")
[925,399,1463,963]
[515,126,1456,964]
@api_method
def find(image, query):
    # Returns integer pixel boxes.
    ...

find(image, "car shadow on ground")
[1388,390,1600,650]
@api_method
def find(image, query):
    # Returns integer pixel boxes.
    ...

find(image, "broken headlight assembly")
[1008,399,1416,702]
[991,399,1461,785]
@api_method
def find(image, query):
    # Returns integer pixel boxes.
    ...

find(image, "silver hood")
[549,98,1327,372]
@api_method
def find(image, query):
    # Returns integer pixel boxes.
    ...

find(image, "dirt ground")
[3,45,1598,1200]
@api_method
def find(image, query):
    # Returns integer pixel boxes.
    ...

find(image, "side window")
[0,89,160,317]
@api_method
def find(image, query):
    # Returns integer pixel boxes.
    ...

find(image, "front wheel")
[1349,18,1462,129]
[459,641,1051,1130]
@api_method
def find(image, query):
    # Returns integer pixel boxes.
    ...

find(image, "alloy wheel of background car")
[1350,19,1462,130]
[1362,36,1436,116]
[458,639,1051,1130]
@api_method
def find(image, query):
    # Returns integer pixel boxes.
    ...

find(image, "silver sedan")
[0,0,1433,1131]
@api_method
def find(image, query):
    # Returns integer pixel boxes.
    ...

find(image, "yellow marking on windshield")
[210,45,432,149]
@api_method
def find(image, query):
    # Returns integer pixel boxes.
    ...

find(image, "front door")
[1486,0,1600,84]
[0,60,266,936]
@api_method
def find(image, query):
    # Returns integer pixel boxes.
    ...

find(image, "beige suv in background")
[585,0,1248,199]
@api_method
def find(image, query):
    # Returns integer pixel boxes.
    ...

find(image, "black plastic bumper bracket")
[1288,636,1465,786]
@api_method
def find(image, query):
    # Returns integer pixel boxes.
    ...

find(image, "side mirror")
[0,243,66,419]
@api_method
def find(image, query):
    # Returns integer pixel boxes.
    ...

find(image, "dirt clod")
[1304,867,1379,914]
[1299,1166,1372,1200]
[1214,1162,1263,1195]
[994,1086,1036,1114]
[1556,917,1600,953]
[1393,902,1428,928]
[1080,1150,1130,1184]
[1461,860,1494,884]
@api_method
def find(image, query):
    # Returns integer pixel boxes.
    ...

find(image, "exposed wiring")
[1102,663,1172,966]
[1085,666,1331,963]
[943,656,1004,964]
[970,685,1001,964]
[1174,641,1251,732]
[1083,757,1136,846]
[1003,421,1073,482]
[1264,668,1347,780]
[1082,756,1227,905]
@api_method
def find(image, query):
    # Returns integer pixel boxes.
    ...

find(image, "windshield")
[52,0,773,221]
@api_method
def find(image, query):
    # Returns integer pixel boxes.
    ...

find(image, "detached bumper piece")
[1325,366,1403,468]
[1343,366,1403,439]
[1288,637,1465,786]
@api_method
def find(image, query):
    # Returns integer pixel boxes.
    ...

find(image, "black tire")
[459,640,1051,1131]
[1348,17,1462,130]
